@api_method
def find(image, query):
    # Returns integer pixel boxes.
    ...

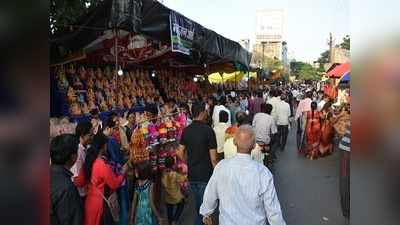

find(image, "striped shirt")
[339,124,351,152]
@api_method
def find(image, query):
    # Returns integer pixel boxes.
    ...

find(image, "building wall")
[255,9,286,43]
[332,47,350,63]
[251,42,282,64]
[253,9,286,63]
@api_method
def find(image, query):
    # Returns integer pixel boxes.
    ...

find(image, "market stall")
[50,0,251,72]
[49,0,252,184]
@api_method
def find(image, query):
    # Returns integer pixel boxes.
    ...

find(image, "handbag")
[94,184,120,224]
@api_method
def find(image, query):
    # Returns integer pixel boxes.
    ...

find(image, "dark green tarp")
[50,0,251,69]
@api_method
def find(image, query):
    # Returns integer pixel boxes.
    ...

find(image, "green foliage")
[290,61,320,81]
[340,35,350,50]
[50,0,100,34]
[317,50,330,64]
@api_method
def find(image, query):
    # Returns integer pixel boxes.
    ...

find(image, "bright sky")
[162,0,349,62]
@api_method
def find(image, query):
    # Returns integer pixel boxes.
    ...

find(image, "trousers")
[190,182,208,225]
[277,125,289,151]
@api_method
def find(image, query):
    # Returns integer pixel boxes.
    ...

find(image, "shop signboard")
[170,11,195,55]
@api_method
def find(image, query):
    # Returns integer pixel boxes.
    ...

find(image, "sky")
[161,0,349,63]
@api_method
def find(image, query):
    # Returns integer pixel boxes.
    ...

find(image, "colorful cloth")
[305,111,322,156]
[135,181,157,225]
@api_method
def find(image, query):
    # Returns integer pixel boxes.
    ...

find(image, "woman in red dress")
[74,133,128,225]
[304,102,322,160]
[319,102,335,156]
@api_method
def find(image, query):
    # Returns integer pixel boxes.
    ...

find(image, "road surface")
[173,127,347,225]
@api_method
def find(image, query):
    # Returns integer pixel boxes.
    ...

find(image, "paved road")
[273,128,347,225]
[173,127,347,225]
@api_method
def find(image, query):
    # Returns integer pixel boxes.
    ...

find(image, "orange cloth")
[305,111,322,156]
[74,158,124,225]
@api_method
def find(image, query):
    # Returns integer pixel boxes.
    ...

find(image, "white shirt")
[276,101,291,126]
[267,97,281,122]
[317,100,326,111]
[200,153,286,225]
[212,105,231,128]
[252,113,277,144]
[213,123,229,153]
[292,89,299,98]
[70,143,87,196]
[295,98,312,120]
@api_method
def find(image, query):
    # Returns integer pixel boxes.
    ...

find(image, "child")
[130,162,165,225]
[175,157,189,198]
[161,156,186,225]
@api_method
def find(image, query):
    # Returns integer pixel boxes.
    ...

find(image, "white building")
[254,9,287,60]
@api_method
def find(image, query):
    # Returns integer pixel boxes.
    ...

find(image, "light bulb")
[193,77,198,82]
[151,72,156,77]
[117,69,123,76]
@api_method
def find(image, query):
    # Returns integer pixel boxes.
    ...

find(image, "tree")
[50,0,100,35]
[317,50,330,64]
[339,35,350,50]
[291,62,321,81]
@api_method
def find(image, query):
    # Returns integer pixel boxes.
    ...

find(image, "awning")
[50,0,251,70]
[327,62,350,78]
[208,71,257,83]
[340,72,350,82]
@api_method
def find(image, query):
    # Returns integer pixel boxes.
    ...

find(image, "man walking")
[179,102,218,225]
[249,92,264,115]
[276,94,291,151]
[200,126,286,225]
[295,91,313,150]
[212,97,231,128]
[213,110,230,160]
[70,120,93,197]
[253,103,277,164]
[50,134,83,225]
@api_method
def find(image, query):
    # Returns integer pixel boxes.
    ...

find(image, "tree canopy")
[290,61,321,81]
[50,0,100,34]
[338,35,350,50]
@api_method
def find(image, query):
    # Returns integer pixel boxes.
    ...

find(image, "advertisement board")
[256,9,285,42]
[170,11,195,55]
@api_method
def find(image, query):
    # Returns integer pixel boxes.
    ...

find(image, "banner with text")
[170,11,195,55]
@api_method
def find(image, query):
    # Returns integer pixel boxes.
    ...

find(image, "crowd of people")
[51,69,350,225]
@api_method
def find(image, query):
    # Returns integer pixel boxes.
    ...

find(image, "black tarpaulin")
[50,0,251,69]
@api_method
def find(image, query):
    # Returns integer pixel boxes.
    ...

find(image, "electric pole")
[328,32,333,63]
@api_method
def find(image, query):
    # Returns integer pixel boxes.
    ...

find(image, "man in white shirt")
[276,95,291,151]
[213,111,230,159]
[212,97,231,128]
[252,103,277,146]
[200,125,286,225]
[70,120,93,197]
[267,89,281,123]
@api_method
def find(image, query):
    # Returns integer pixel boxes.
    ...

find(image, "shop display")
[128,112,184,173]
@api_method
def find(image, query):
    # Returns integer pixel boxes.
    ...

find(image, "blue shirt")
[200,153,286,225]
[107,137,124,164]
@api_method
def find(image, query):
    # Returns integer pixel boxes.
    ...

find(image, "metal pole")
[247,70,250,92]
[235,72,237,90]
[115,29,118,81]
[262,42,265,68]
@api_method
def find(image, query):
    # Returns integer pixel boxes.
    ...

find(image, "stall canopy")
[340,72,350,82]
[50,0,251,71]
[208,71,257,83]
[327,62,350,78]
